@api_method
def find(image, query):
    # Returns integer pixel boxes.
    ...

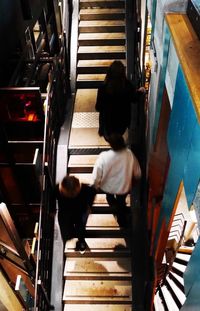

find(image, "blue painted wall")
[157,65,200,308]
[162,66,200,223]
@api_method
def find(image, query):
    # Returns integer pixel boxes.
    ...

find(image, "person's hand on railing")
[137,86,146,93]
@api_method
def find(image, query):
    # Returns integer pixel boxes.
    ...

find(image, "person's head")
[107,133,126,151]
[104,60,126,93]
[59,175,81,198]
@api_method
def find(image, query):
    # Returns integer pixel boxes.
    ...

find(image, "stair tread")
[80,0,125,3]
[78,46,125,53]
[86,214,119,227]
[94,193,131,206]
[74,88,97,112]
[166,276,186,304]
[69,128,109,149]
[77,74,105,81]
[160,285,180,311]
[77,59,125,67]
[80,8,125,14]
[64,257,132,276]
[79,32,125,40]
[65,238,130,254]
[68,154,98,167]
[169,271,184,285]
[79,20,125,27]
[63,279,132,301]
[178,245,194,254]
[64,304,132,311]
[176,252,191,261]
[154,292,166,311]
[172,262,187,273]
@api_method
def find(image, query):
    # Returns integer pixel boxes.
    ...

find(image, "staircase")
[63,194,132,310]
[62,0,133,309]
[154,246,193,311]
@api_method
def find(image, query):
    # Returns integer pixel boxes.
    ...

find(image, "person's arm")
[127,79,146,102]
[135,86,146,102]
[91,157,103,190]
[132,154,142,181]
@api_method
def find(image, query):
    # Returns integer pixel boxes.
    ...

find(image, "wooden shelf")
[166,13,200,121]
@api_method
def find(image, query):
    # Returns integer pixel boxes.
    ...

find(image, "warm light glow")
[0,202,7,212]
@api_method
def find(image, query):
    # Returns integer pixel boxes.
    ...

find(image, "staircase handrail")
[70,0,80,94]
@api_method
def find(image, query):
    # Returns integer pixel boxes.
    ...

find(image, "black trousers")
[106,193,127,227]
[58,210,89,245]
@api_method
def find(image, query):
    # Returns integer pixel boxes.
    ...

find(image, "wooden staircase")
[77,0,126,89]
[63,193,133,310]
[62,0,133,309]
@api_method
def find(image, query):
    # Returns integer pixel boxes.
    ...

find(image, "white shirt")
[91,148,141,194]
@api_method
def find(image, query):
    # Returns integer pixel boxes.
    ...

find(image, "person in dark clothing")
[96,60,145,140]
[55,175,96,253]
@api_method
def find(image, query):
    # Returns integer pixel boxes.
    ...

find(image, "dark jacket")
[55,183,96,243]
[95,79,138,137]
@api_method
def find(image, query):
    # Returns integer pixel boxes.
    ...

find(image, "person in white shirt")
[91,133,141,226]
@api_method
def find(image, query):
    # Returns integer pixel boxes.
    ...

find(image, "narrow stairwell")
[62,0,133,309]
[154,246,193,311]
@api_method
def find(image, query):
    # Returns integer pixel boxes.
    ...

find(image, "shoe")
[75,240,87,254]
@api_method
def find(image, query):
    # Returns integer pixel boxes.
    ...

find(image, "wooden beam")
[166,13,200,122]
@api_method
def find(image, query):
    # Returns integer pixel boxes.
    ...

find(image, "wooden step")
[94,193,111,205]
[85,214,128,237]
[178,245,194,254]
[91,206,117,214]
[86,214,120,228]
[77,45,126,60]
[64,257,132,280]
[78,32,125,46]
[94,194,130,206]
[76,79,103,89]
[69,126,109,149]
[77,59,126,74]
[86,213,125,234]
[74,88,98,112]
[80,8,125,20]
[77,73,105,83]
[68,154,98,173]
[79,20,125,33]
[76,74,104,88]
[63,279,132,303]
[64,238,131,257]
[80,0,125,9]
[64,304,132,311]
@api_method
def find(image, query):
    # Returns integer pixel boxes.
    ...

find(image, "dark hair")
[107,133,126,151]
[104,60,126,94]
[61,175,80,198]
